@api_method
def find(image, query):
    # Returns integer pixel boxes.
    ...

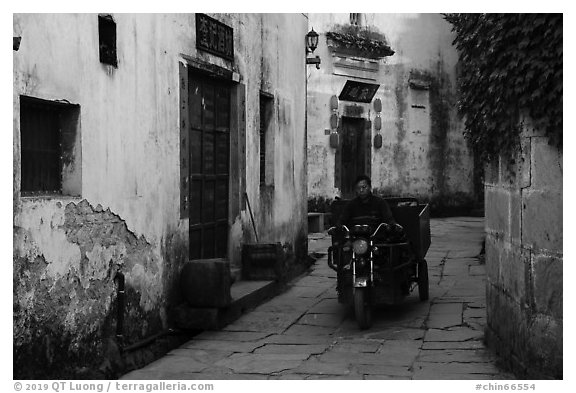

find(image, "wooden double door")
[187,73,231,260]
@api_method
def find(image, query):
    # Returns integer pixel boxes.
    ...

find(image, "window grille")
[350,13,361,26]
[99,14,117,67]
[20,96,80,196]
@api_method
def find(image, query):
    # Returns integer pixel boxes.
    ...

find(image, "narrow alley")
[12,13,563,381]
[121,217,515,380]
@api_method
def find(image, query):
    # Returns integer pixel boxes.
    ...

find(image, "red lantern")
[374,134,382,149]
[329,132,339,148]
[373,98,382,113]
[330,95,338,110]
[330,113,339,129]
[374,116,382,131]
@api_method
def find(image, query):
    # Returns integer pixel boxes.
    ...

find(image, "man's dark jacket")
[337,194,396,227]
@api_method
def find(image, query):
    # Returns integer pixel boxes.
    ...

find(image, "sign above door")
[196,13,234,61]
[338,80,380,103]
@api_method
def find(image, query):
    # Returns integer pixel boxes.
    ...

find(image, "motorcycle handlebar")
[327,225,350,235]
[371,223,390,237]
[328,223,402,238]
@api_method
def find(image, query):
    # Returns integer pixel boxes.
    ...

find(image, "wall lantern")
[306,28,321,69]
[306,28,319,53]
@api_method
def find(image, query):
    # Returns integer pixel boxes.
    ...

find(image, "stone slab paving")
[330,340,381,353]
[422,340,486,350]
[259,334,335,345]
[177,339,263,353]
[220,311,303,334]
[121,217,516,380]
[355,363,413,375]
[290,358,354,376]
[254,344,330,355]
[255,295,318,313]
[193,331,269,342]
[298,312,346,327]
[214,353,307,374]
[427,303,463,329]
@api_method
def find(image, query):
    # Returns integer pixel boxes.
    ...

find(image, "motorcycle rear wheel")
[353,288,372,329]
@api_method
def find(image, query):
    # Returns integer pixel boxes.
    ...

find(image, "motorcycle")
[327,197,431,329]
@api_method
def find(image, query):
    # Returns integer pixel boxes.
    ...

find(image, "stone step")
[175,279,277,330]
[175,254,315,331]
[224,280,277,323]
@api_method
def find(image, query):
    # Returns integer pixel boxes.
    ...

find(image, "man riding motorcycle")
[328,175,430,329]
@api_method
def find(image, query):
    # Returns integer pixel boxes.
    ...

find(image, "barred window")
[99,14,117,67]
[350,13,358,26]
[20,96,81,196]
[350,13,362,26]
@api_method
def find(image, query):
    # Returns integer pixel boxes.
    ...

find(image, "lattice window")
[20,96,81,196]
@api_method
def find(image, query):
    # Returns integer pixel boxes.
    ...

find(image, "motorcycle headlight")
[352,239,369,255]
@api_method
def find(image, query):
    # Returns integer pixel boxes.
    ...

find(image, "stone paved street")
[121,217,516,380]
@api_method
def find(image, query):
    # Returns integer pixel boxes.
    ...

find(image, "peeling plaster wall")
[13,13,307,378]
[484,118,562,379]
[307,13,474,209]
[13,199,164,377]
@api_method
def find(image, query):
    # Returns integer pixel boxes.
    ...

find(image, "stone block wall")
[484,119,562,379]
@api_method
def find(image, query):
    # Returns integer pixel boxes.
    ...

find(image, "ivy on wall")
[444,14,562,162]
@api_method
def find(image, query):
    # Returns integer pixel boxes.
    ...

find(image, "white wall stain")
[15,200,82,280]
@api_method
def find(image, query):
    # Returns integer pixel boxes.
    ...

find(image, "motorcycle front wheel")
[353,287,372,329]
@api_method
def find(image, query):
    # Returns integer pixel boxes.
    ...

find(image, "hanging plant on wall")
[326,24,394,59]
[444,13,562,162]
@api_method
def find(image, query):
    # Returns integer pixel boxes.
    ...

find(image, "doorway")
[187,72,231,260]
[339,117,367,199]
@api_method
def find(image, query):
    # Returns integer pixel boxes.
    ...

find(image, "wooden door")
[340,117,366,198]
[188,73,230,260]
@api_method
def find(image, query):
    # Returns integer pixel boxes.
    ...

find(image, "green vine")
[444,14,562,162]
